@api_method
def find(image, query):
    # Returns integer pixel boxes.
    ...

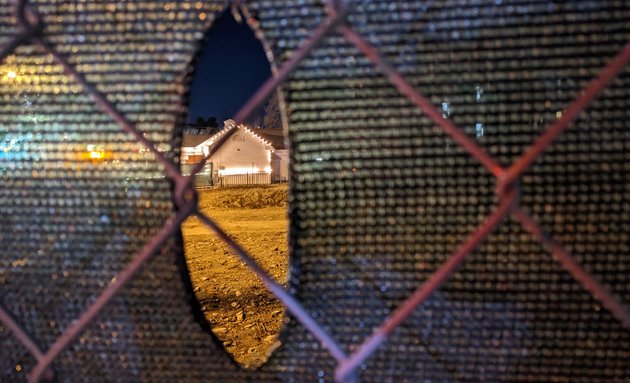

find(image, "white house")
[181,120,285,186]
[256,128,289,183]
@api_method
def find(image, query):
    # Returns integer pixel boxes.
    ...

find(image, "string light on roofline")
[195,121,276,156]
[239,124,274,150]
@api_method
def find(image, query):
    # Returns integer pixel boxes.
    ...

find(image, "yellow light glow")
[90,151,104,159]
[264,166,272,173]
[6,71,16,79]
[84,144,111,161]
[218,167,260,176]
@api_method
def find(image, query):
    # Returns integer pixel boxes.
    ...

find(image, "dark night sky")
[187,11,271,124]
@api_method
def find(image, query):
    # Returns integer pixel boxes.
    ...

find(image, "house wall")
[180,153,204,165]
[180,162,213,186]
[272,150,289,182]
[209,132,270,175]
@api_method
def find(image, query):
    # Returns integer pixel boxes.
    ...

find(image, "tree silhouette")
[261,92,282,129]
[193,116,219,128]
[187,116,220,135]
[206,116,218,128]
[196,117,207,126]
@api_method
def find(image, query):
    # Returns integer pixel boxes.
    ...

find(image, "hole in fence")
[179,8,289,369]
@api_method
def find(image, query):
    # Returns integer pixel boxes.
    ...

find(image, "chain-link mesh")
[1,0,629,382]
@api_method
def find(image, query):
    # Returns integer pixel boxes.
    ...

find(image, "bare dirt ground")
[181,185,288,369]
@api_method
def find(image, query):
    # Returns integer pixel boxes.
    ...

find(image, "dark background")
[187,10,271,125]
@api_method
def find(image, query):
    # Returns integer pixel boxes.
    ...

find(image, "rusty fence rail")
[1,0,629,382]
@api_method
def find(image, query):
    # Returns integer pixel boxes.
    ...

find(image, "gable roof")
[257,129,286,150]
[196,120,276,157]
[181,134,215,148]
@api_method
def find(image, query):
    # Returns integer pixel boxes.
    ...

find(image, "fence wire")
[1,0,629,382]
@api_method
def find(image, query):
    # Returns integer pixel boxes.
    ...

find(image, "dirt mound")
[183,185,288,368]
[198,185,288,210]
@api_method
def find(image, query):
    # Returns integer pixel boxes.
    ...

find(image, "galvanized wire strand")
[501,40,630,190]
[194,211,348,362]
[0,304,43,360]
[30,36,185,184]
[0,29,34,64]
[512,207,630,329]
[338,25,504,178]
[28,207,195,383]
[0,305,55,381]
[188,7,350,179]
[0,1,628,382]
[335,185,520,382]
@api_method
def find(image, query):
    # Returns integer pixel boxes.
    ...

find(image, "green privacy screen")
[1,1,629,382]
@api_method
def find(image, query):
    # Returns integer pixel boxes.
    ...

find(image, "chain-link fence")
[1,0,629,382]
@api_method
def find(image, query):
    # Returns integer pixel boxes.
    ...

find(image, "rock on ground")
[181,185,288,369]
